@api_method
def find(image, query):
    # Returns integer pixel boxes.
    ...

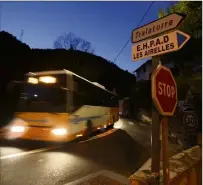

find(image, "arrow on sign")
[132,13,187,43]
[132,30,190,61]
[177,32,190,49]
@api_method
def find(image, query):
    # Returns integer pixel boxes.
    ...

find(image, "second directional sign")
[132,30,190,61]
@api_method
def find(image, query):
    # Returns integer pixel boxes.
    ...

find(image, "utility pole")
[20,29,24,41]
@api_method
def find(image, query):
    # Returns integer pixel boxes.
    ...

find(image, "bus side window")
[73,77,89,110]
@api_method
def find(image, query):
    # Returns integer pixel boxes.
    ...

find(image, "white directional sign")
[132,13,187,43]
[132,30,190,61]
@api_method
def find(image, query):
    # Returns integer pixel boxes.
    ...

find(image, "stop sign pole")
[131,12,188,185]
[151,56,161,184]
[152,64,178,185]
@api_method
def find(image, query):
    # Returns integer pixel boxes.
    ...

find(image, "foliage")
[158,1,202,38]
[53,32,95,53]
[158,1,202,87]
[158,8,167,18]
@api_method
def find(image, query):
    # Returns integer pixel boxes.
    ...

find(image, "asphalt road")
[0,119,181,185]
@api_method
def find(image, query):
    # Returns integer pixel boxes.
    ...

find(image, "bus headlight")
[11,126,25,133]
[51,128,67,136]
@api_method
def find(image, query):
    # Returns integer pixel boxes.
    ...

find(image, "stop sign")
[152,64,178,116]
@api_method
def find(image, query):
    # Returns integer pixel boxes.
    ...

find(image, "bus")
[6,69,119,142]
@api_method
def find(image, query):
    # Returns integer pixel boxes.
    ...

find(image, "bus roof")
[26,69,117,96]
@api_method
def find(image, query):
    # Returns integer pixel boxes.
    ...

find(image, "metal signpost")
[151,64,178,185]
[131,12,189,185]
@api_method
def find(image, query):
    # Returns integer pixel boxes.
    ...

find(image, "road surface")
[0,119,182,185]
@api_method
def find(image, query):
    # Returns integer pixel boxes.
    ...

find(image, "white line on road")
[64,170,130,185]
[0,145,61,160]
[79,129,117,143]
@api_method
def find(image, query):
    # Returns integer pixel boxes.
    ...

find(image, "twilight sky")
[1,1,176,72]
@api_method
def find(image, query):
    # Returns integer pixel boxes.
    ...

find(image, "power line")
[0,4,2,31]
[113,1,155,63]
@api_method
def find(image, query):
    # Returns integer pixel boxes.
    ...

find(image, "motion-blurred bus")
[6,69,119,142]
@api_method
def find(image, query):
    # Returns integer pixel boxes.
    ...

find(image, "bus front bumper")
[5,126,77,142]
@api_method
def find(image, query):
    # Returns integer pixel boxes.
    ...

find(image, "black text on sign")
[132,31,179,61]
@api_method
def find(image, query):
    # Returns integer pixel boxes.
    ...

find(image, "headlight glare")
[51,128,67,136]
[11,126,25,133]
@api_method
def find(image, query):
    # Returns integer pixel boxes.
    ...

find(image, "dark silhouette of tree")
[53,32,95,53]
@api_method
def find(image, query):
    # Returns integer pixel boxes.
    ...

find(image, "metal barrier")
[129,145,202,185]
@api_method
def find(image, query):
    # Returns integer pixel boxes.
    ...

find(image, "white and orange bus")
[6,69,119,142]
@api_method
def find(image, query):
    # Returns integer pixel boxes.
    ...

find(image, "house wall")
[136,61,175,81]
[136,62,152,81]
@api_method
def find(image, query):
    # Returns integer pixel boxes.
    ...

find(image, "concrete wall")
[129,145,202,185]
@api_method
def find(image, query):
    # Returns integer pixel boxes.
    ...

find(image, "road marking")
[64,170,130,185]
[79,129,117,143]
[0,145,60,160]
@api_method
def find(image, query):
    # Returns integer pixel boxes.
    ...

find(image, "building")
[133,59,180,81]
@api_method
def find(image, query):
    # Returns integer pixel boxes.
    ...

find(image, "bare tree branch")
[53,32,95,54]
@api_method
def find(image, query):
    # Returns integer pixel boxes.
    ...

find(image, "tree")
[158,8,167,18]
[53,32,95,53]
[158,2,202,70]
[158,1,202,38]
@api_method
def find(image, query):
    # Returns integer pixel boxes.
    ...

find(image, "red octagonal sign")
[152,64,178,116]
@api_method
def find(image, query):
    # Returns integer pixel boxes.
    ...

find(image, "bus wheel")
[84,120,93,140]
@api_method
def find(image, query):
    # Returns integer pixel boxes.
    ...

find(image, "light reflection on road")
[113,120,124,129]
[0,147,25,158]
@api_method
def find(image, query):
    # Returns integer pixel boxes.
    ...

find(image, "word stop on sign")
[158,82,175,98]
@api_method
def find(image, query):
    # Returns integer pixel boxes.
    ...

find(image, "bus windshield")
[17,84,67,113]
[16,74,68,113]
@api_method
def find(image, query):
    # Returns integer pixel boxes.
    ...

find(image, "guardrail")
[129,145,202,185]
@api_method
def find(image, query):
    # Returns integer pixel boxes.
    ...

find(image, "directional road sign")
[132,30,190,61]
[132,13,187,43]
[152,64,178,116]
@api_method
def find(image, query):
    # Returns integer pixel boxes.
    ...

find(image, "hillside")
[0,31,136,97]
[0,31,136,124]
